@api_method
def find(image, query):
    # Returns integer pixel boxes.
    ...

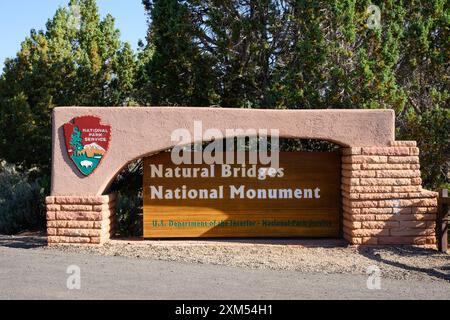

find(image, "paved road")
[0,246,449,300]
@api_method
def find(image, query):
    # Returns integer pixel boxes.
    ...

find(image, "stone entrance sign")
[46,107,437,246]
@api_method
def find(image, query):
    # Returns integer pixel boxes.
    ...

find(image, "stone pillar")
[341,141,438,246]
[46,194,116,245]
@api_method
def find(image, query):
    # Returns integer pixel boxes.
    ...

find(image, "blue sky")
[0,0,147,71]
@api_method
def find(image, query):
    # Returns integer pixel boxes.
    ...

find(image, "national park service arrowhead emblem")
[63,116,111,176]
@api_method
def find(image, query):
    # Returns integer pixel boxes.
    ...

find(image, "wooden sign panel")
[143,152,341,238]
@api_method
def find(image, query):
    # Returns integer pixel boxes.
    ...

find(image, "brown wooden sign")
[143,152,341,238]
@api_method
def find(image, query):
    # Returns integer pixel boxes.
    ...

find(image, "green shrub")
[398,108,450,190]
[113,192,143,237]
[0,163,49,234]
[107,160,143,237]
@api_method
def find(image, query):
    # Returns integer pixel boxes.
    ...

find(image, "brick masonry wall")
[341,141,438,246]
[46,194,116,245]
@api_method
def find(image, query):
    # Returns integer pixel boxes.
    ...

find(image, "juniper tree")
[139,0,217,106]
[0,0,136,174]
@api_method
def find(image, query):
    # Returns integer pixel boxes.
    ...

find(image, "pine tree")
[188,0,286,108]
[70,127,83,155]
[0,0,136,174]
[112,43,138,106]
[0,0,447,188]
[139,0,217,106]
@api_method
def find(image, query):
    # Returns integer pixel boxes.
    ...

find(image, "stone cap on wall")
[51,107,396,195]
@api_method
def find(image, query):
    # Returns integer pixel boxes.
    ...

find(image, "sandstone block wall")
[341,141,438,245]
[46,194,116,245]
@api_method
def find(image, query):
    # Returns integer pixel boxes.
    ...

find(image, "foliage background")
[0,0,448,235]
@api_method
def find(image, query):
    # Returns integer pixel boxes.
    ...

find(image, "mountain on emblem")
[63,116,111,176]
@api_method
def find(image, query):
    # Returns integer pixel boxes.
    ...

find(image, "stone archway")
[46,107,437,246]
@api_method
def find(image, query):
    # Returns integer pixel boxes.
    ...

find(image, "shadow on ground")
[111,237,349,247]
[358,246,450,282]
[0,233,47,249]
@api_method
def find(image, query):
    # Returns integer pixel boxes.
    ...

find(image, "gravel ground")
[47,238,449,282]
[2,235,449,282]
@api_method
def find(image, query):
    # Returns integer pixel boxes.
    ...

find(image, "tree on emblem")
[70,126,83,156]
